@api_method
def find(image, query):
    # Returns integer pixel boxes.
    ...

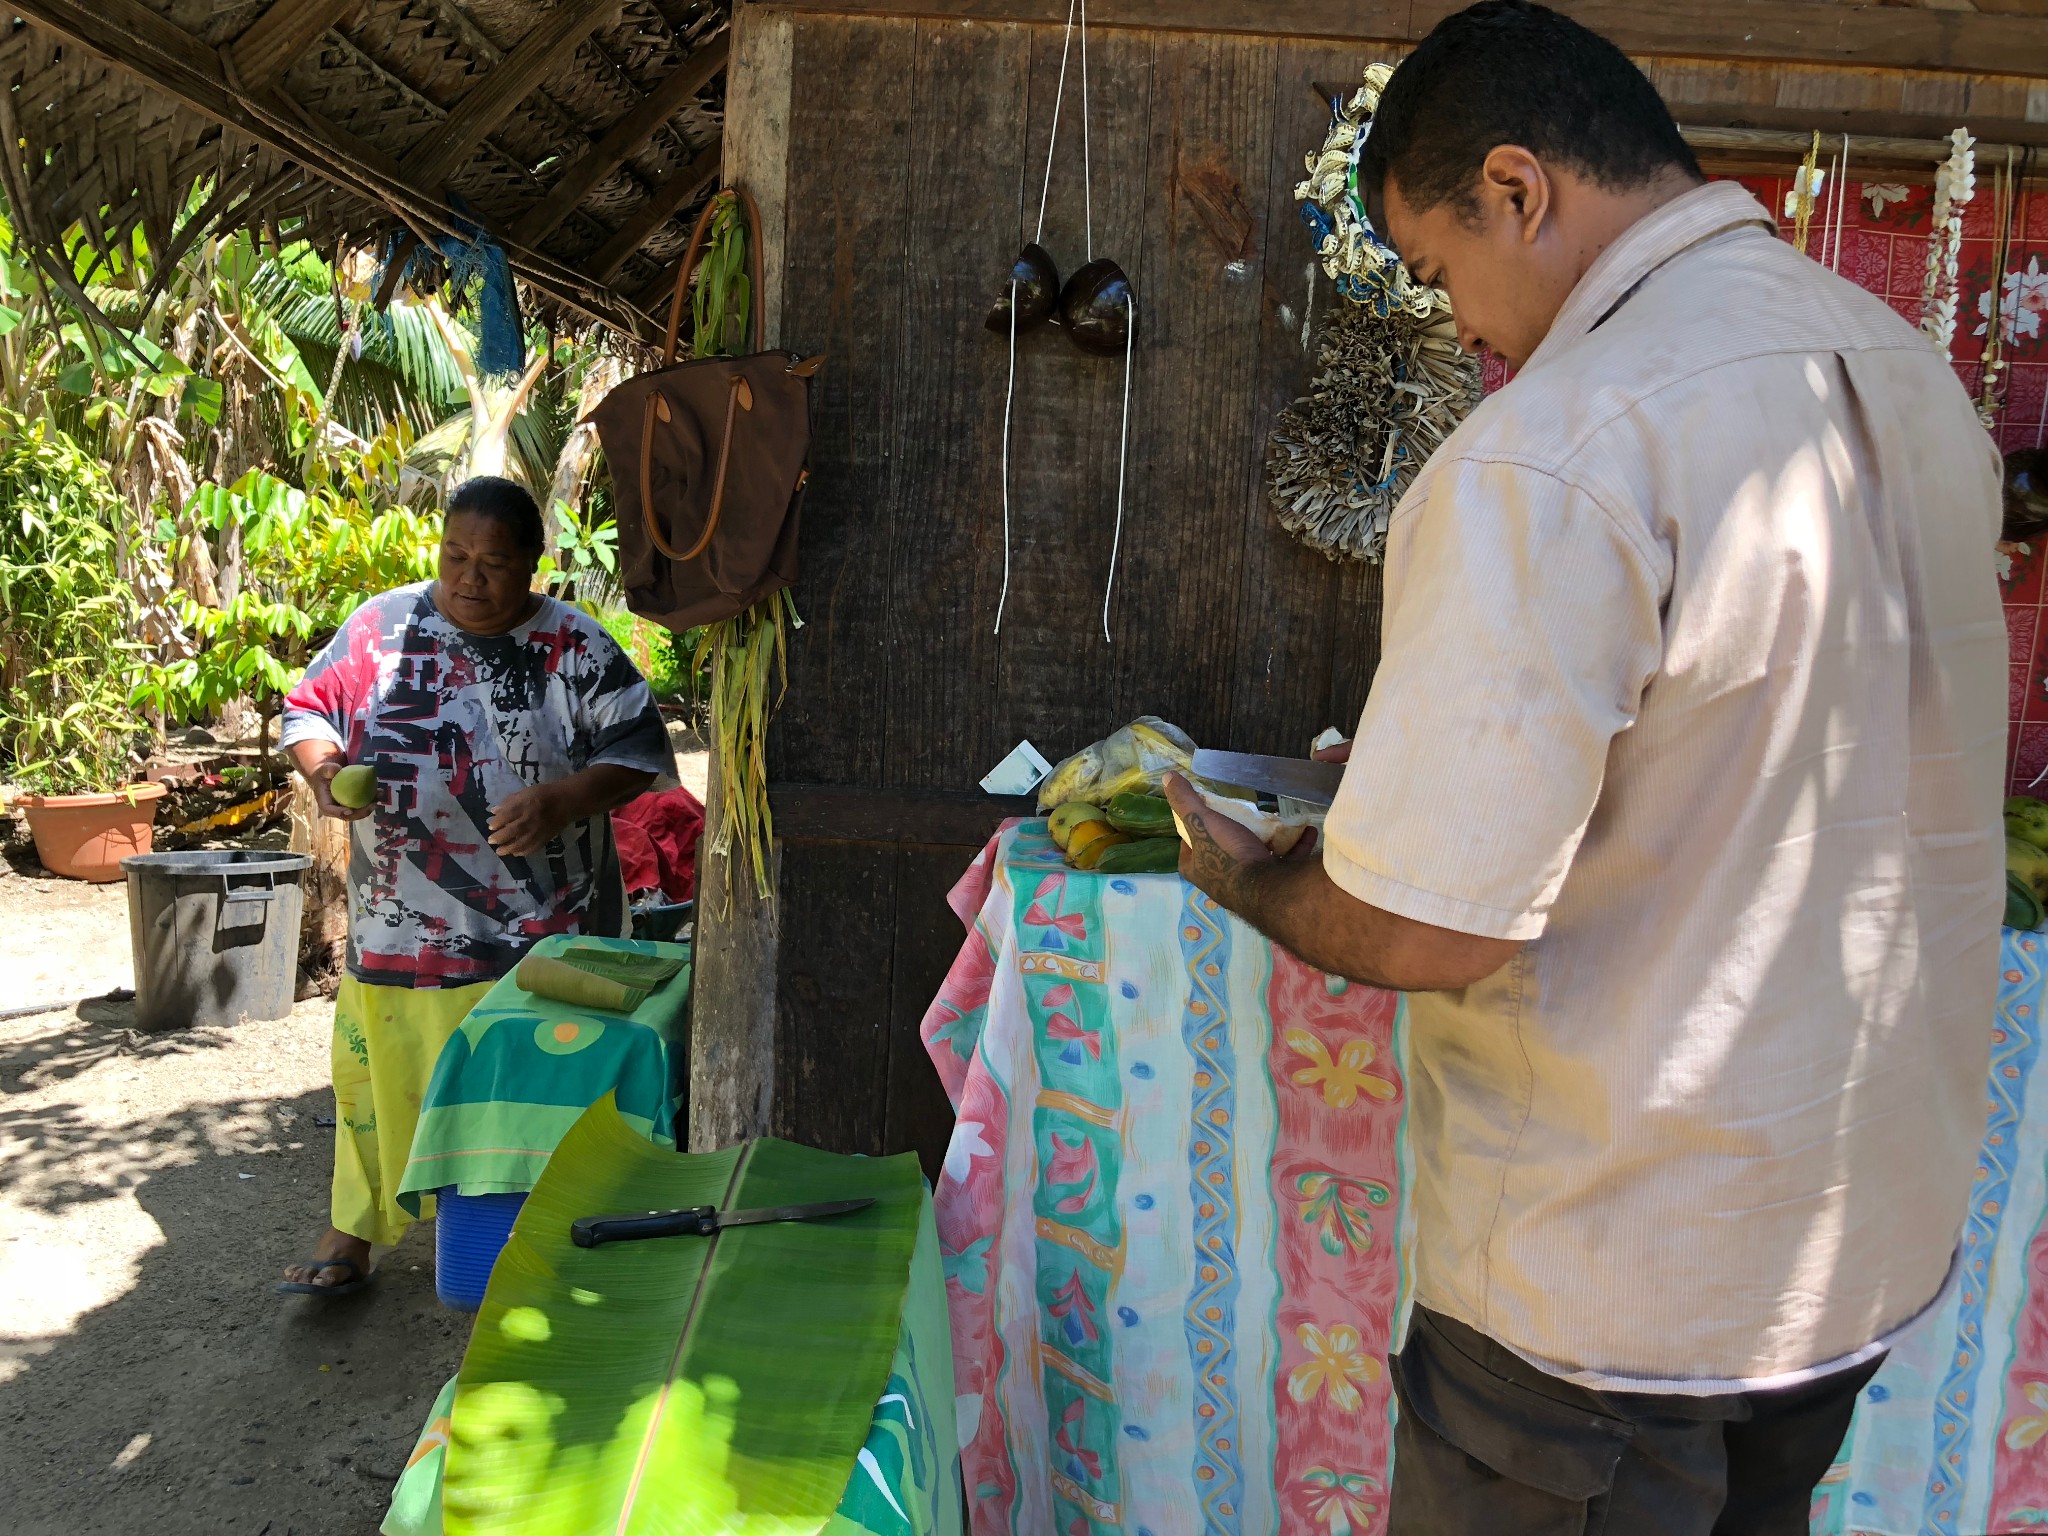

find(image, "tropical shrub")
[0,409,146,791]
[130,424,441,749]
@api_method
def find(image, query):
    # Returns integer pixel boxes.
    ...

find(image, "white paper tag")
[980,740,1053,797]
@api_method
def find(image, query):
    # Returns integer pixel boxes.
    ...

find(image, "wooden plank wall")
[747,11,1394,1176]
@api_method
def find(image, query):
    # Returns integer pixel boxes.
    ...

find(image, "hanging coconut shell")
[986,243,1062,333]
[1059,258,1135,356]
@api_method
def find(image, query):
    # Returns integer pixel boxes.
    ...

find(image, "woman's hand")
[489,765,659,859]
[488,782,570,859]
[290,743,373,823]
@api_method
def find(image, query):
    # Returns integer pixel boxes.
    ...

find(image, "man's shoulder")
[1441,248,1949,483]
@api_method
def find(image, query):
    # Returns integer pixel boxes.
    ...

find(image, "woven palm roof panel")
[1,0,727,330]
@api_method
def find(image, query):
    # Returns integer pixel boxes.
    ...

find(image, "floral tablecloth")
[924,826,2048,1536]
[922,820,1411,1536]
[1813,927,2048,1536]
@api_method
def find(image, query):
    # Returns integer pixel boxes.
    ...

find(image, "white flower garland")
[1293,63,1451,323]
[1920,128,1976,357]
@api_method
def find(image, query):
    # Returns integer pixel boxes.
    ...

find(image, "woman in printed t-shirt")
[274,476,668,1297]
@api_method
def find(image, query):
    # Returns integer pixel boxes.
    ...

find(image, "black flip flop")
[275,1256,378,1298]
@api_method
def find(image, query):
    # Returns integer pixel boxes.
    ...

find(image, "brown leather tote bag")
[593,186,823,631]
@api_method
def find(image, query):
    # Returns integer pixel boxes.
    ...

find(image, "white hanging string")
[1033,0,1079,244]
[995,289,1019,635]
[1826,151,1843,270]
[1001,0,1082,636]
[1829,135,1850,273]
[1102,291,1135,642]
[1079,0,1094,261]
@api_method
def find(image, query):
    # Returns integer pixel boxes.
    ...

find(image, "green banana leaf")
[386,1201,963,1536]
[441,1096,925,1535]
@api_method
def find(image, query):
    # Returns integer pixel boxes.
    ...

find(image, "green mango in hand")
[330,763,378,809]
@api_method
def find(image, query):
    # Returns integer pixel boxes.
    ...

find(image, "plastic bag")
[1036,717,1197,810]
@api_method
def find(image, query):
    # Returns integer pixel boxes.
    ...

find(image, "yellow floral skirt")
[330,976,493,1246]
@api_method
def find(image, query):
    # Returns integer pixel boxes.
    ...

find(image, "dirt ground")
[0,740,709,1536]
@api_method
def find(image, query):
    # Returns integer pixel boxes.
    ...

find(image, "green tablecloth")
[396,934,690,1213]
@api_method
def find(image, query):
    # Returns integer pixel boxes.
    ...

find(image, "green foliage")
[0,183,620,772]
[0,411,144,791]
[691,196,754,362]
[130,424,441,734]
[589,605,701,703]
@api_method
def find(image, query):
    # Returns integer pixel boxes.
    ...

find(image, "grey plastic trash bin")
[121,849,313,1031]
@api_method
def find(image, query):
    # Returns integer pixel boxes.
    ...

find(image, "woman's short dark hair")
[445,476,545,561]
[1359,1,1701,229]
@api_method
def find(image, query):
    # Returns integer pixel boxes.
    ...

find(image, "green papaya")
[1105,791,1176,838]
[2009,795,2048,851]
[2011,835,2048,901]
[329,763,378,809]
[1091,836,1184,876]
[2010,870,2046,933]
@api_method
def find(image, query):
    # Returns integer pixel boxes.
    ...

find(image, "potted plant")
[0,410,158,881]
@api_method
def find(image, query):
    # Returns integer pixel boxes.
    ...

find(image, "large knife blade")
[1190,749,1345,808]
[571,1197,876,1248]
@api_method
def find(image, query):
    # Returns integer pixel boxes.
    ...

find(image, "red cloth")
[611,786,703,903]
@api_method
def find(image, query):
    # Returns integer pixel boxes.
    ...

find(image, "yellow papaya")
[1049,801,1105,851]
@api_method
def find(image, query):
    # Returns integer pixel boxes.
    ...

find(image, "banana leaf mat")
[396,935,691,1213]
[382,1096,962,1536]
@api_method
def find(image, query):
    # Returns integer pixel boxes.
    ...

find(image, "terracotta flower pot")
[21,783,169,882]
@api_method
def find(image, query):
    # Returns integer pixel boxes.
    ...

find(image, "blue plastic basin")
[434,1188,527,1312]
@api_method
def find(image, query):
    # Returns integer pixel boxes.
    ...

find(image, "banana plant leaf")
[439,1096,926,1535]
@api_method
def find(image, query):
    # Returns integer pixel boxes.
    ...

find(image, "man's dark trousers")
[1389,1306,1881,1535]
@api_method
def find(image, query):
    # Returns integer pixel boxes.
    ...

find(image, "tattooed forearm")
[1177,805,1266,919]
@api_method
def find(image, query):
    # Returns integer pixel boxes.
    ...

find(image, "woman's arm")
[486,763,657,858]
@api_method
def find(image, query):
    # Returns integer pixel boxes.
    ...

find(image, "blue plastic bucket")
[434,1188,527,1311]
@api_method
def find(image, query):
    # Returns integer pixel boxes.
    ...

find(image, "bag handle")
[662,185,767,367]
[639,370,754,564]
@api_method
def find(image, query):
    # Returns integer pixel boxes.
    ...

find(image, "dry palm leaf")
[1266,301,1479,563]
[1269,62,1481,563]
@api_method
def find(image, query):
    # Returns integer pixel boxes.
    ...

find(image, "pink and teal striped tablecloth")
[922,820,1411,1535]
[924,822,2048,1536]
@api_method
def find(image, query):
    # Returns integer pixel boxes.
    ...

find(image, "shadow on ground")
[1,1052,470,1535]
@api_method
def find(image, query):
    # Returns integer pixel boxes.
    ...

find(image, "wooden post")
[688,736,783,1150]
[687,0,794,1153]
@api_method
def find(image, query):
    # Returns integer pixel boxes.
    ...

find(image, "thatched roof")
[1,0,728,333]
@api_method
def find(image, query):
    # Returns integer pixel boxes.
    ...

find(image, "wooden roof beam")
[411,0,626,190]
[225,0,362,89]
[745,0,2048,78]
[509,30,728,249]
[586,139,722,283]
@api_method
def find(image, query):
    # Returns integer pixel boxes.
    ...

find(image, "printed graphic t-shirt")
[280,583,670,988]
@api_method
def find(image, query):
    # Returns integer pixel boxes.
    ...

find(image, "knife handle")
[571,1205,717,1248]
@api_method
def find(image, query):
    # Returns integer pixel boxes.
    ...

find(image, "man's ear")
[1479,144,1552,245]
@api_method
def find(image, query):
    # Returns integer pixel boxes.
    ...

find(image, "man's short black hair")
[445,475,545,560]
[1359,0,1701,232]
